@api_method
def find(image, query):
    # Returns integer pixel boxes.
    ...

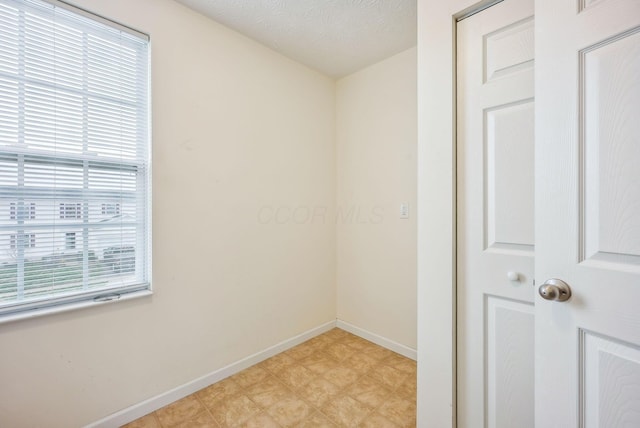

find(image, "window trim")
[0,288,152,324]
[45,0,149,41]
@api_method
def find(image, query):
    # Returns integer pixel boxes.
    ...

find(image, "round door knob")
[507,271,520,281]
[538,278,571,302]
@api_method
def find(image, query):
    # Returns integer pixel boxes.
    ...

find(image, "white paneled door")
[536,0,640,427]
[457,0,535,427]
[458,0,640,426]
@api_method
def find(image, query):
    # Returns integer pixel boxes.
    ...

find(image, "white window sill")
[0,289,153,325]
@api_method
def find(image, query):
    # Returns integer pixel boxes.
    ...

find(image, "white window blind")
[0,0,150,318]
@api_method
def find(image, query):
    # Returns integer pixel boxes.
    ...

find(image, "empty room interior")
[2,0,639,427]
[0,0,418,426]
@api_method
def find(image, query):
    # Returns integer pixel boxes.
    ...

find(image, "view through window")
[0,0,150,318]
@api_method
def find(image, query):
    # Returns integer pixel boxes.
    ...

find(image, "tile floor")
[123,328,416,427]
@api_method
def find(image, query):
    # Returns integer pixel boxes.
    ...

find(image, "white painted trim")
[336,319,417,360]
[0,289,153,325]
[418,0,503,427]
[86,320,336,428]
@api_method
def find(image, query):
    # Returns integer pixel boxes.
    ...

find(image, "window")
[9,234,36,249]
[65,232,76,250]
[101,203,121,216]
[59,203,82,220]
[0,0,150,319]
[9,202,35,220]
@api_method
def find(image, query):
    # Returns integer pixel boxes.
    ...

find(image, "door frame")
[416,0,505,426]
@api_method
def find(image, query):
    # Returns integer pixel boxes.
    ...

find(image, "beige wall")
[0,2,419,425]
[336,48,418,350]
[0,1,336,426]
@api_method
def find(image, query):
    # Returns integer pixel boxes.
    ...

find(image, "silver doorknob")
[538,278,571,302]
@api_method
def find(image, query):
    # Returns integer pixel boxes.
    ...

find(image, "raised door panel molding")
[485,99,535,254]
[484,17,534,82]
[579,0,608,13]
[581,28,640,270]
[487,297,534,428]
[581,330,640,427]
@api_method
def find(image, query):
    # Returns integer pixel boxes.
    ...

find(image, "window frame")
[0,0,152,323]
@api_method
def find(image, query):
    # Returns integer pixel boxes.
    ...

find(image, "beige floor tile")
[155,394,204,427]
[305,334,335,349]
[259,353,296,374]
[321,395,372,427]
[275,363,316,389]
[296,377,342,408]
[284,342,319,360]
[324,342,357,361]
[377,396,417,427]
[172,411,219,428]
[362,346,395,361]
[343,352,379,374]
[323,366,359,389]
[381,354,417,375]
[344,376,392,409]
[244,376,292,409]
[239,412,280,428]
[395,374,417,399]
[197,378,243,409]
[298,353,340,375]
[231,365,270,389]
[209,394,261,428]
[322,328,351,342]
[369,365,407,390]
[296,351,326,366]
[122,413,160,428]
[296,412,336,427]
[360,413,401,428]
[341,336,372,351]
[129,329,415,428]
[266,395,312,427]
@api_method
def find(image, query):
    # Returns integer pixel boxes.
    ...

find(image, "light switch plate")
[400,202,409,219]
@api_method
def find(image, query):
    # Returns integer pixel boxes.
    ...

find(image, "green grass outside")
[0,259,112,301]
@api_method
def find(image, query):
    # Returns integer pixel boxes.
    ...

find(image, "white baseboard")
[335,319,417,361]
[86,320,336,428]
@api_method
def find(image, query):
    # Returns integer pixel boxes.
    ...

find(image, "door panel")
[536,0,640,426]
[582,331,640,427]
[456,0,534,426]
[485,17,534,82]
[582,29,640,266]
[486,297,535,428]
[486,99,535,249]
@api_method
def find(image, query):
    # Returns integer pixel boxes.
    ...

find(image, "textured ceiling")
[174,0,417,78]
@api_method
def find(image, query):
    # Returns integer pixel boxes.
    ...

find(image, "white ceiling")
[174,0,417,78]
